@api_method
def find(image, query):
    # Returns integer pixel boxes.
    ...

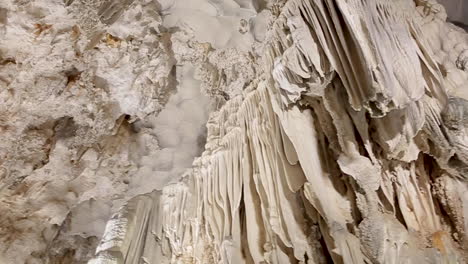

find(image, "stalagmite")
[0,0,467,263]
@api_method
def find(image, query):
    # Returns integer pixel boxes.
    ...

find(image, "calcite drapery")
[91,0,468,263]
[1,0,467,263]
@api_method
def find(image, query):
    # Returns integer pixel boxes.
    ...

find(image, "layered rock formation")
[0,0,467,263]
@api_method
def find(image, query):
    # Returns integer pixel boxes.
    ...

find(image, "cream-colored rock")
[1,0,467,263]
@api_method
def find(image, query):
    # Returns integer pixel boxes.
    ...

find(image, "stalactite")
[1,0,467,263]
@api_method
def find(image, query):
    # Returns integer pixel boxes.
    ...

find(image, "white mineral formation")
[0,0,467,263]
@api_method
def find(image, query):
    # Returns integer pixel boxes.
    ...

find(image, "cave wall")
[91,0,468,263]
[0,0,467,263]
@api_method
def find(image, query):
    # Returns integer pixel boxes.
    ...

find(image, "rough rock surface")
[0,0,467,263]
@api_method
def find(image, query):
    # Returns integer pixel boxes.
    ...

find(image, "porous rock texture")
[0,0,467,263]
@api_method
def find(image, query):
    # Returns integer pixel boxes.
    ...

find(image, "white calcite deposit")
[0,0,467,263]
